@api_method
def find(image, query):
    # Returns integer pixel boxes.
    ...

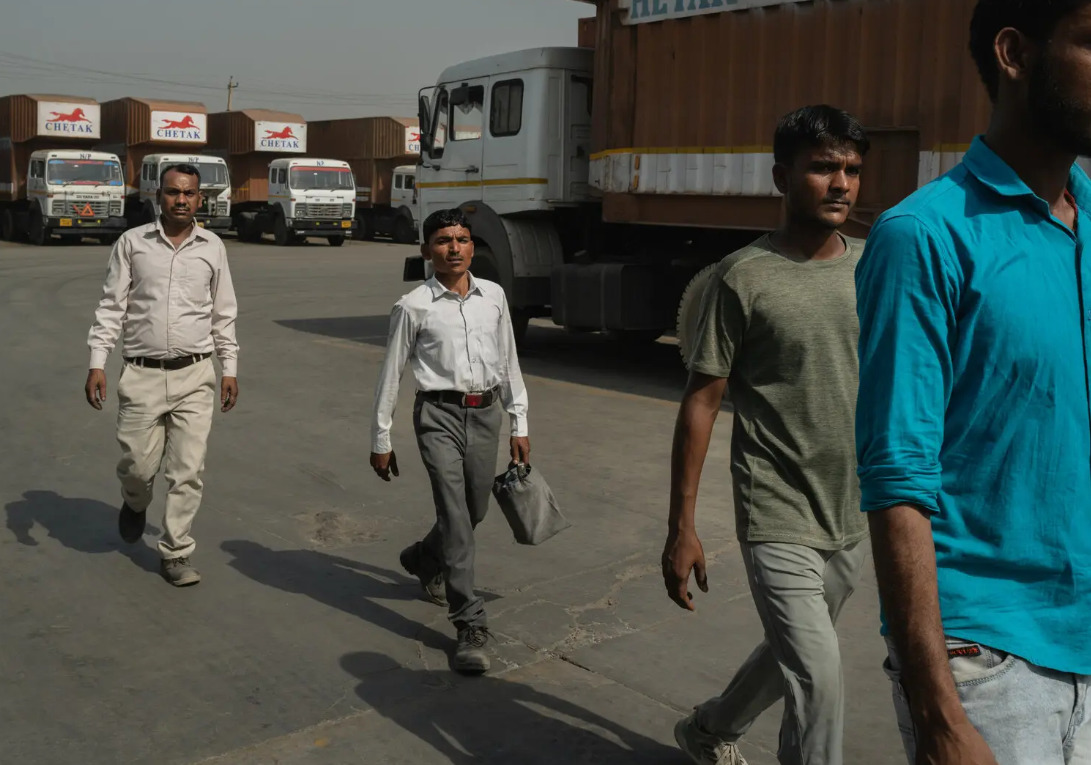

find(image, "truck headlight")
[342,203,353,218]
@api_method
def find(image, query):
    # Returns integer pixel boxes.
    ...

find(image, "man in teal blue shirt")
[856,1,1091,763]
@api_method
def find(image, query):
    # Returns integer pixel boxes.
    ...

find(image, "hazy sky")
[2,0,592,121]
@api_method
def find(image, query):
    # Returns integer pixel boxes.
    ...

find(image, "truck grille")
[297,203,342,219]
[57,200,109,217]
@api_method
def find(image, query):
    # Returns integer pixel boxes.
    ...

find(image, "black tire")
[98,234,120,246]
[273,214,290,246]
[29,207,50,247]
[393,216,415,244]
[358,216,375,241]
[327,235,345,247]
[0,209,15,241]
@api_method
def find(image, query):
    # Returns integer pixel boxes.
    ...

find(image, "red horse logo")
[49,108,91,123]
[160,115,198,130]
[264,126,298,140]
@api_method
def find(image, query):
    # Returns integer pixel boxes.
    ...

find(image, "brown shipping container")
[0,94,101,202]
[583,0,991,232]
[308,117,419,206]
[578,16,597,48]
[100,98,209,189]
[208,109,306,204]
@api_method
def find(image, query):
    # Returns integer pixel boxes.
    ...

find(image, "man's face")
[1027,6,1091,156]
[777,144,863,230]
[157,170,200,228]
[422,224,473,276]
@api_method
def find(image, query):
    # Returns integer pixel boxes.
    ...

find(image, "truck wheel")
[29,208,50,247]
[98,234,120,246]
[393,216,415,244]
[273,214,291,246]
[676,263,721,362]
[327,235,345,247]
[0,209,14,241]
[358,217,375,241]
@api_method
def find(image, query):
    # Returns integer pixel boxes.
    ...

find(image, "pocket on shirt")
[179,258,213,303]
[945,636,1017,687]
[469,325,501,367]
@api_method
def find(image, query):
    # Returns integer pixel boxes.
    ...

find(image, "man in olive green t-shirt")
[666,105,870,765]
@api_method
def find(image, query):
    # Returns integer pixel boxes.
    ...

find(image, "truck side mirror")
[403,255,426,282]
[418,94,433,155]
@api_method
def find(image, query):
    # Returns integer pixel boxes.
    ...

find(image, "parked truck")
[411,0,994,345]
[207,109,355,246]
[307,116,420,243]
[0,94,126,245]
[99,97,231,231]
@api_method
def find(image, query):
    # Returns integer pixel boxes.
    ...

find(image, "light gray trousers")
[695,541,866,765]
[412,396,502,629]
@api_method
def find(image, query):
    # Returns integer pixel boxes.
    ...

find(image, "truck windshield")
[47,159,123,186]
[160,162,228,187]
[289,167,354,191]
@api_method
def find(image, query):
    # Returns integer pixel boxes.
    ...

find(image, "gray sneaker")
[160,557,201,587]
[453,626,491,674]
[674,713,749,765]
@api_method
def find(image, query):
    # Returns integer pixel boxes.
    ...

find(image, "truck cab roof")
[32,149,120,162]
[436,46,592,84]
[143,153,227,165]
[269,157,351,170]
[394,165,417,175]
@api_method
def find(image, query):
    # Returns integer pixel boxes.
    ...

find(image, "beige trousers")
[115,357,216,559]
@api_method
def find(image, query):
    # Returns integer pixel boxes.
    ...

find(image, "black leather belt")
[417,386,500,409]
[124,352,211,371]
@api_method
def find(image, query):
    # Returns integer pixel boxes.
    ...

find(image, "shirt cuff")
[510,414,528,438]
[372,431,392,454]
[220,358,238,377]
[859,467,940,515]
[89,349,110,370]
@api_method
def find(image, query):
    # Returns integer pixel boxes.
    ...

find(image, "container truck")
[99,98,231,231]
[411,0,994,346]
[0,94,126,245]
[207,109,355,246]
[307,116,420,243]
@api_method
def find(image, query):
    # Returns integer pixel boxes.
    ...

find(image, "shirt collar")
[426,274,482,300]
[963,135,1091,212]
[151,217,208,246]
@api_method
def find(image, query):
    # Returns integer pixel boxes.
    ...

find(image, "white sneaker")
[674,713,750,765]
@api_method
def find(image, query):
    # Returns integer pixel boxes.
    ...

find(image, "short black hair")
[969,0,1091,101]
[773,105,870,166]
[422,208,471,243]
[160,163,201,188]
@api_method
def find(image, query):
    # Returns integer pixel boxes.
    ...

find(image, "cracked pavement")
[0,239,904,764]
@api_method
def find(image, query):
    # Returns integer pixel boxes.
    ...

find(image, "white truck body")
[139,153,231,230]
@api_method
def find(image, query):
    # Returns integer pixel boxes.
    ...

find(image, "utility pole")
[226,77,238,111]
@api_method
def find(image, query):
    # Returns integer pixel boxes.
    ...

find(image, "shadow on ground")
[5,489,161,572]
[274,315,690,402]
[341,650,684,764]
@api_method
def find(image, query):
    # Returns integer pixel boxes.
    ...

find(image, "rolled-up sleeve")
[855,213,961,514]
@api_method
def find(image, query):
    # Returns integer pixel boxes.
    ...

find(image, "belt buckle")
[462,392,484,408]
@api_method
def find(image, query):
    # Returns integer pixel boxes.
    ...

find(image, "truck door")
[419,81,486,222]
[565,74,593,201]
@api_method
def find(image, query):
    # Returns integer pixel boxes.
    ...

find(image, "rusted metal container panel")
[347,157,409,207]
[587,0,991,228]
[579,16,597,48]
[224,154,274,205]
[100,98,210,191]
[208,109,306,201]
[308,117,419,161]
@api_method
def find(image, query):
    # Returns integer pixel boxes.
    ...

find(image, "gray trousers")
[695,541,866,765]
[412,396,502,629]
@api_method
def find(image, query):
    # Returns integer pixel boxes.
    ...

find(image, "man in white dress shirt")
[371,208,529,674]
[85,164,239,587]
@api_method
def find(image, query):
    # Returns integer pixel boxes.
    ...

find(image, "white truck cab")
[23,149,127,245]
[265,157,355,246]
[139,154,231,231]
[390,165,418,226]
[413,47,595,336]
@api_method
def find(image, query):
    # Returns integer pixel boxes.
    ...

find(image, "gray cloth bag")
[492,463,570,545]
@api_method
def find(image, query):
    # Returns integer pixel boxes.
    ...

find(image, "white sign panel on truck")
[151,110,207,143]
[255,121,307,153]
[623,0,807,24]
[37,101,101,138]
[406,126,421,155]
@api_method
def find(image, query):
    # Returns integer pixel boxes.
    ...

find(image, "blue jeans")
[884,636,1091,764]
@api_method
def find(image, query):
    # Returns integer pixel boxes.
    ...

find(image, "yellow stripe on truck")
[417,177,548,189]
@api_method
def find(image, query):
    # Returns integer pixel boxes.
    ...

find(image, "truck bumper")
[197,216,232,232]
[48,216,128,235]
[289,219,355,236]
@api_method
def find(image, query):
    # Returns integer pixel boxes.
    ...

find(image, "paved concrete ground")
[0,236,905,764]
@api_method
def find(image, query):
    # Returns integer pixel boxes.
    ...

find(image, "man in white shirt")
[85,164,239,587]
[371,208,529,674]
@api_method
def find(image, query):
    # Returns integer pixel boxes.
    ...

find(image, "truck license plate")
[78,220,101,227]
[59,218,73,227]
